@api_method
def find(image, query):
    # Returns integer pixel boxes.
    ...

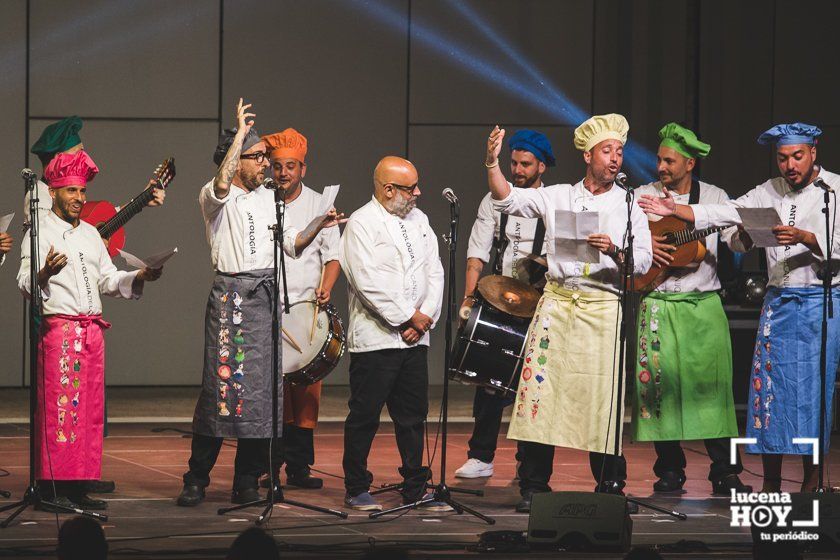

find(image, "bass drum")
[282,300,346,385]
[449,296,532,396]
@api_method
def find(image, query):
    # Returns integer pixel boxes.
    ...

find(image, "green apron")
[632,291,738,441]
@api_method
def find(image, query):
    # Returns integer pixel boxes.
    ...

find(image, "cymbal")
[477,275,540,318]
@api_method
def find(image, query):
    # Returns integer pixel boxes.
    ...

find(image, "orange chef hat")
[262,128,308,163]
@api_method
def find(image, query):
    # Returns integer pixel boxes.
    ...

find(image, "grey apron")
[192,269,283,438]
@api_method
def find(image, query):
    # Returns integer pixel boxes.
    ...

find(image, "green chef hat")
[31,116,84,167]
[658,122,710,160]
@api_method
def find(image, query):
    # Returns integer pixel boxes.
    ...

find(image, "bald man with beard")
[338,156,446,511]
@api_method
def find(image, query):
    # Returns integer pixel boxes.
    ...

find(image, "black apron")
[192,269,283,438]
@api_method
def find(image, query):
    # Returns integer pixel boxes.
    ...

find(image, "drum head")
[281,300,330,374]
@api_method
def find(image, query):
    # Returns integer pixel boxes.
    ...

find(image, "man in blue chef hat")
[640,122,840,493]
[455,130,554,481]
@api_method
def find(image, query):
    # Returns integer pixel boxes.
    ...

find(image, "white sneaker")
[454,458,494,479]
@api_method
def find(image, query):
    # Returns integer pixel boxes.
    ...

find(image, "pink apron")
[35,314,110,480]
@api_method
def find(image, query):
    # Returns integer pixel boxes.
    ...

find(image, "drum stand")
[605,179,685,521]
[1,172,105,527]
[371,192,495,524]
[218,184,347,524]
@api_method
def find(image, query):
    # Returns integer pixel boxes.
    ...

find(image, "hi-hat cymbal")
[477,275,540,318]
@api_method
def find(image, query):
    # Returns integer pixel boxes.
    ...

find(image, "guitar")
[80,158,176,257]
[633,215,727,292]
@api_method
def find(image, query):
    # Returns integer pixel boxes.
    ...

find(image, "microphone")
[614,172,630,190]
[814,177,834,193]
[21,168,37,181]
[442,187,459,205]
[262,177,278,190]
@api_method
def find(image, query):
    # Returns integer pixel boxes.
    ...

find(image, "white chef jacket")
[467,186,550,280]
[280,184,340,303]
[199,180,299,273]
[22,180,53,224]
[17,210,140,315]
[339,197,445,352]
[637,180,736,293]
[491,180,652,294]
[691,168,840,288]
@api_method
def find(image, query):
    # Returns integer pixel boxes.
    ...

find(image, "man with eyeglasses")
[256,128,341,491]
[339,156,446,511]
[454,129,554,481]
[178,99,344,507]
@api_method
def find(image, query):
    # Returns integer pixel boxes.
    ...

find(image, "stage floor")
[1,421,838,558]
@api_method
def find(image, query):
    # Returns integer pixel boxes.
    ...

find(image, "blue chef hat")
[508,129,556,167]
[757,123,822,146]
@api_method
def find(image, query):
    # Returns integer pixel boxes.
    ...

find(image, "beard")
[388,196,417,218]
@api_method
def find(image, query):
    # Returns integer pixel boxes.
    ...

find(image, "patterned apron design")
[192,269,283,439]
[36,314,110,480]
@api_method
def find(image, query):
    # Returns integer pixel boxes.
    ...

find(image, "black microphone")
[262,177,278,190]
[21,168,37,181]
[442,187,459,205]
[814,177,834,193]
[614,172,630,190]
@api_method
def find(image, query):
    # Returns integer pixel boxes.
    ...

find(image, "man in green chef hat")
[26,116,165,223]
[632,123,751,495]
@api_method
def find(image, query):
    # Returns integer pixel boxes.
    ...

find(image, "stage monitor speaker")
[526,491,632,552]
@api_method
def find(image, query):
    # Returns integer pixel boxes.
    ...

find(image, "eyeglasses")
[388,182,419,194]
[240,152,269,164]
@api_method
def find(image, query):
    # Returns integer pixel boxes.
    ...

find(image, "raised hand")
[638,188,676,217]
[486,125,506,166]
[236,98,256,134]
[38,246,68,288]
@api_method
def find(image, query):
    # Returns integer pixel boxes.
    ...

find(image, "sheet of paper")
[736,207,782,247]
[554,210,600,263]
[0,212,14,233]
[316,184,340,216]
[119,247,178,269]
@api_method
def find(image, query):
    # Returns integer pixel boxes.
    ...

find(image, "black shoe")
[515,490,536,513]
[69,493,108,510]
[231,487,261,504]
[653,471,686,493]
[287,471,323,490]
[594,480,625,494]
[85,480,116,494]
[712,474,752,496]
[176,484,205,507]
[35,495,80,513]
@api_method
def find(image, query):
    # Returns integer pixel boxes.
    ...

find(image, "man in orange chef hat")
[260,128,342,490]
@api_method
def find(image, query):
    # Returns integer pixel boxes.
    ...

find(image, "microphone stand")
[604,180,685,520]
[218,183,347,524]
[371,194,494,524]
[1,174,104,526]
[816,183,834,491]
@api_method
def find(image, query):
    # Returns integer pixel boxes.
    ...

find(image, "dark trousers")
[518,440,627,495]
[467,387,509,463]
[343,347,430,500]
[183,433,265,491]
[269,424,315,475]
[653,438,743,482]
